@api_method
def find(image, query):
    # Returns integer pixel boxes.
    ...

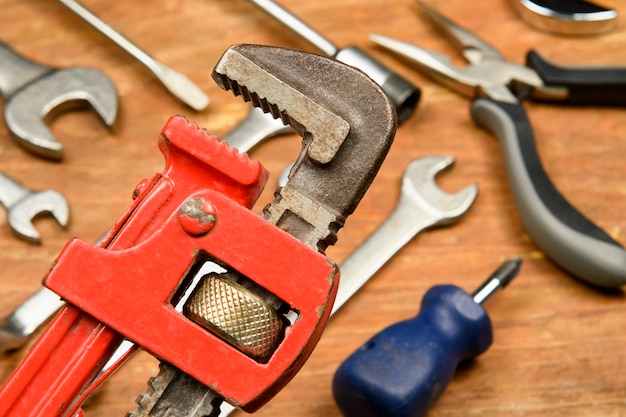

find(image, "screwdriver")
[332,258,522,417]
[58,0,209,111]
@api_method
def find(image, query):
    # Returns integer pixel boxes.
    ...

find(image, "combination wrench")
[332,155,478,313]
[0,42,118,160]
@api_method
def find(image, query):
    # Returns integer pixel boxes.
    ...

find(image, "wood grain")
[0,0,624,416]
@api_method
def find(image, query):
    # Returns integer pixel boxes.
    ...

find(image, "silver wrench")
[0,172,69,243]
[0,42,118,161]
[332,155,477,313]
[219,155,477,416]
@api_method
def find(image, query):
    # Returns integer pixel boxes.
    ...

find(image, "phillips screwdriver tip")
[471,258,522,305]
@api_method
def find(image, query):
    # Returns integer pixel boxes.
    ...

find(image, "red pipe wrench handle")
[0,307,123,416]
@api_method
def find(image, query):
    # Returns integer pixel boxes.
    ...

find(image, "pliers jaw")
[415,0,503,66]
[369,1,544,104]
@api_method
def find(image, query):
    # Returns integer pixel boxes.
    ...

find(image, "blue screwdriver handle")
[333,285,491,417]
[332,259,521,417]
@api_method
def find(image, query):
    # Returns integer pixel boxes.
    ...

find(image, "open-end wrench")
[0,172,69,243]
[333,155,478,313]
[0,42,118,160]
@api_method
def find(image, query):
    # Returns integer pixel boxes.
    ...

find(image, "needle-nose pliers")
[369,1,626,288]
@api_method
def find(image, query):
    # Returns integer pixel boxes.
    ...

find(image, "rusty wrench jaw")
[0,42,118,161]
[213,44,398,251]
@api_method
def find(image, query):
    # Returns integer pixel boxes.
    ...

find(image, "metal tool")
[0,44,396,416]
[333,156,478,313]
[512,0,618,35]
[0,288,64,352]
[333,258,522,417]
[0,172,69,243]
[58,0,209,111]
[0,42,118,160]
[369,1,626,288]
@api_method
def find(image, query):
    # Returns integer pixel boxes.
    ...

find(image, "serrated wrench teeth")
[0,42,118,160]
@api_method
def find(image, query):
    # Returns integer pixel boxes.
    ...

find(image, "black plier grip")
[471,97,626,287]
[527,51,626,106]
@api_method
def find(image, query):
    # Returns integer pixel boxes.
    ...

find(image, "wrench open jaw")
[402,156,478,225]
[333,155,478,312]
[0,42,118,161]
[0,173,69,243]
[7,190,69,243]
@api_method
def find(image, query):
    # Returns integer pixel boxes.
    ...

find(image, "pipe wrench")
[0,44,396,416]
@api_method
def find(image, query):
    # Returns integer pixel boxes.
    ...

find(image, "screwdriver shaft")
[58,0,209,111]
[249,0,338,57]
[472,258,521,304]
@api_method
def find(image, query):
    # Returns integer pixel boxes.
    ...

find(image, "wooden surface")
[0,0,625,415]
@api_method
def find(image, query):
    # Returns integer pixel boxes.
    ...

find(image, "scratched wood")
[0,0,624,416]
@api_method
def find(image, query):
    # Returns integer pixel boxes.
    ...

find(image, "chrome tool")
[0,42,118,160]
